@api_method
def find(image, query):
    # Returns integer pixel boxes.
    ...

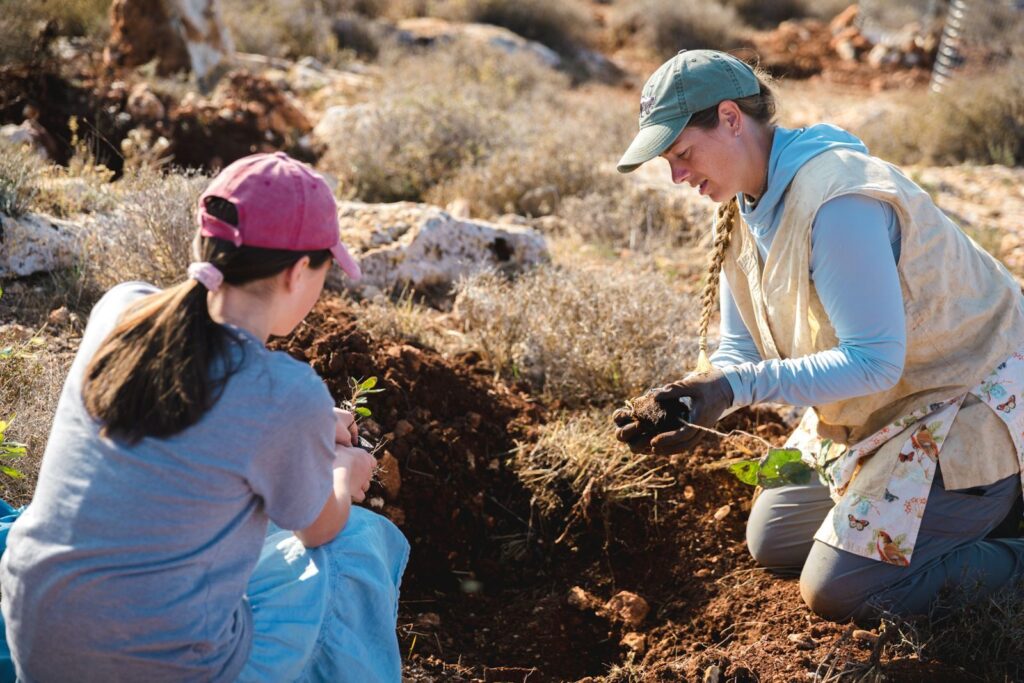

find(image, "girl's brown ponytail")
[695,198,738,374]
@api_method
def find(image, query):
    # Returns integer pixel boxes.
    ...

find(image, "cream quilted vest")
[722,148,1024,445]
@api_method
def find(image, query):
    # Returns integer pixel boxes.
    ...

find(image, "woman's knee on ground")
[799,541,895,625]
[745,485,828,571]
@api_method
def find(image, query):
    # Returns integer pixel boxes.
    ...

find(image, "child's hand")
[334,444,375,503]
[333,407,359,447]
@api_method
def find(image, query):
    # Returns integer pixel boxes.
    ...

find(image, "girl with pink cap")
[0,152,408,682]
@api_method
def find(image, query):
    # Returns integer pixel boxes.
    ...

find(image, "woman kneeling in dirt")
[613,50,1024,625]
[0,153,408,682]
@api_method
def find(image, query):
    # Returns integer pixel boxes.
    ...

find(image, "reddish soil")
[273,297,976,682]
[0,53,314,175]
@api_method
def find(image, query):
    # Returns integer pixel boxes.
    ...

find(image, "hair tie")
[187,262,224,292]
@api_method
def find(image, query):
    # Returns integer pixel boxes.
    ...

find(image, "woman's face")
[658,105,750,203]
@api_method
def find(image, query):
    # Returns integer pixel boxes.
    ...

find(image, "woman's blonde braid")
[695,198,738,374]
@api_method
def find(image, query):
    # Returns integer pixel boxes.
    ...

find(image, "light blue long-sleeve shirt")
[709,125,907,409]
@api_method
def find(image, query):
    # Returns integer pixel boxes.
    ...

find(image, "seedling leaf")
[0,466,23,479]
[728,459,760,486]
[355,407,372,418]
[359,377,378,391]
[729,448,812,489]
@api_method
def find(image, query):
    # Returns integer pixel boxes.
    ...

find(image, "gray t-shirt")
[0,282,335,682]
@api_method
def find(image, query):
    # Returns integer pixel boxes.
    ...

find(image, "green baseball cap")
[617,50,760,174]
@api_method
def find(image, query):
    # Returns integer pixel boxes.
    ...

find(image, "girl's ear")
[282,255,312,292]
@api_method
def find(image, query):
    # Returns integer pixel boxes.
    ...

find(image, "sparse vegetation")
[610,0,744,58]
[452,265,700,407]
[434,0,593,56]
[222,0,341,63]
[322,44,572,203]
[0,142,43,218]
[0,0,110,63]
[76,167,209,302]
[513,411,673,538]
[860,60,1024,166]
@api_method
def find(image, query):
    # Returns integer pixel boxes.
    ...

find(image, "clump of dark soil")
[625,390,690,440]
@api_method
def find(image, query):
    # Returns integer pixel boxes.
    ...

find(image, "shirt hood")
[739,124,868,235]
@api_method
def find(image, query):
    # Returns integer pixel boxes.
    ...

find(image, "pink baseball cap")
[197,152,361,281]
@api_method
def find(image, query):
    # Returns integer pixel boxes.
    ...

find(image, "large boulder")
[330,202,549,297]
[0,213,82,278]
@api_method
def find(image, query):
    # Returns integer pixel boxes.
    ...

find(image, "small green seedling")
[0,418,27,480]
[729,447,812,489]
[346,376,384,419]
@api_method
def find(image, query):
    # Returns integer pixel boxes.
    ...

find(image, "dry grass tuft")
[355,289,458,350]
[0,325,75,506]
[513,410,673,539]
[452,265,700,407]
[875,580,1024,680]
[223,0,337,62]
[74,167,209,306]
[859,60,1024,167]
[0,142,45,218]
[610,0,744,58]
[558,185,699,250]
[322,43,570,203]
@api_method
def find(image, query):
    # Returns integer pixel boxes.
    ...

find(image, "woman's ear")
[718,100,742,136]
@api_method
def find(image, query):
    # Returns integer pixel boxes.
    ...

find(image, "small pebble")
[683,485,696,500]
[713,504,731,521]
[788,632,815,650]
[852,629,879,643]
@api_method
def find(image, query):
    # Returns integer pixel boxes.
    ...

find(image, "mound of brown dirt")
[278,297,972,681]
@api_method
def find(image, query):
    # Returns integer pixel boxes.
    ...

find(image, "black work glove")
[612,390,658,454]
[613,369,734,455]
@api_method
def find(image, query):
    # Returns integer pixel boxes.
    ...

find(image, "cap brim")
[616,116,691,174]
[330,242,362,281]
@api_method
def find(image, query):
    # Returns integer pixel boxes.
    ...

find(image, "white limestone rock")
[329,201,549,295]
[0,213,82,278]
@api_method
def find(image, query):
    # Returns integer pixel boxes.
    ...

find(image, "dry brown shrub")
[558,185,698,250]
[356,289,458,351]
[858,60,1024,167]
[77,167,209,301]
[0,142,45,218]
[426,137,604,218]
[322,44,569,203]
[610,0,745,58]
[223,0,342,62]
[452,265,700,407]
[433,0,593,56]
[513,410,673,537]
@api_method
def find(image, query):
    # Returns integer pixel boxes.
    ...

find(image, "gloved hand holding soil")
[614,369,734,455]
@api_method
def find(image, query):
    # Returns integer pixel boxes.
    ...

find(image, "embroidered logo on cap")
[639,95,655,118]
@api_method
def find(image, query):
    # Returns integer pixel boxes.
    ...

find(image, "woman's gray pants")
[746,464,1024,624]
